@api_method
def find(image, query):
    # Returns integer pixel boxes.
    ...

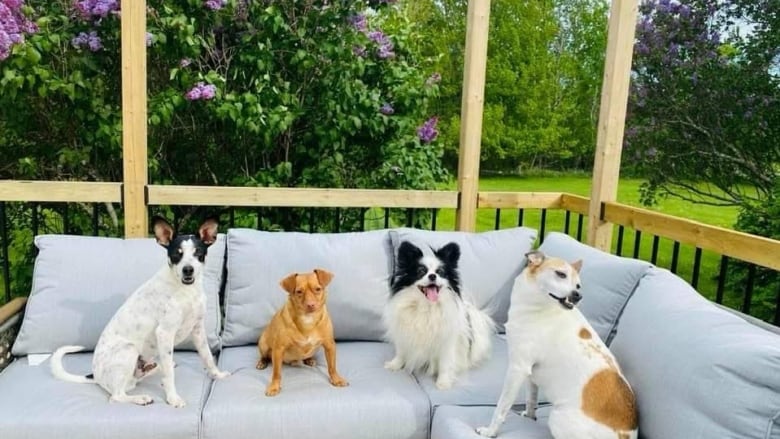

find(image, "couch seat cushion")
[431,405,552,439]
[221,229,393,345]
[13,234,225,355]
[388,227,538,329]
[201,342,430,439]
[610,267,780,439]
[0,352,212,439]
[538,232,651,344]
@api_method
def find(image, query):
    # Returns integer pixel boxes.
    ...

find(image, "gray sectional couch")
[0,227,778,439]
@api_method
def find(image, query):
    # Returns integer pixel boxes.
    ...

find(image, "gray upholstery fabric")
[413,333,547,407]
[431,405,552,439]
[0,352,212,439]
[221,229,394,345]
[202,343,430,439]
[13,234,225,355]
[610,267,780,439]
[388,227,538,328]
[537,232,651,344]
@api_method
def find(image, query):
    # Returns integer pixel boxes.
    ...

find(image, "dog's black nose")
[428,273,437,281]
[182,265,194,277]
[570,291,582,302]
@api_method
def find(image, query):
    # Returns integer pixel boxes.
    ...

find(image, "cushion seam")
[605,264,651,347]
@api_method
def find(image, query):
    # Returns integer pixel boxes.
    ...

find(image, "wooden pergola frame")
[117,0,638,248]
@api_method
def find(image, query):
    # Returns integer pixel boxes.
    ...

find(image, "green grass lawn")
[399,175,742,309]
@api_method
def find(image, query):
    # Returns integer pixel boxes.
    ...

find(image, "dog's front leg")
[192,322,229,380]
[435,337,458,390]
[521,381,539,421]
[476,361,532,437]
[155,325,186,408]
[323,340,348,388]
[265,346,285,397]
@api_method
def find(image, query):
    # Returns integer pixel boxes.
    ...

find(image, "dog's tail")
[50,345,95,384]
[464,302,496,367]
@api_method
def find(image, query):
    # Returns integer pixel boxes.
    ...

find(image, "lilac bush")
[0,0,36,60]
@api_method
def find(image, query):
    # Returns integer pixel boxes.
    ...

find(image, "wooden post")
[587,0,638,250]
[455,0,491,232]
[121,0,148,238]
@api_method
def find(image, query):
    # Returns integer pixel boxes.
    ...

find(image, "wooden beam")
[0,181,121,203]
[0,297,26,327]
[121,0,148,238]
[587,0,638,250]
[455,0,491,232]
[147,186,459,208]
[560,193,591,215]
[603,202,780,271]
[477,192,562,209]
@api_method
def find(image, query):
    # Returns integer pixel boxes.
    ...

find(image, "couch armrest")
[0,297,26,372]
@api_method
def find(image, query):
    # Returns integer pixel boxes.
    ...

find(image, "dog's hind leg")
[384,353,405,371]
[256,337,271,370]
[104,349,154,405]
[302,357,316,367]
[476,361,532,437]
[521,381,539,420]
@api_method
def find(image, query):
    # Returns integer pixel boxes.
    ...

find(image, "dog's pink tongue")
[424,286,439,302]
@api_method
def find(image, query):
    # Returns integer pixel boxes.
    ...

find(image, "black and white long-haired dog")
[383,240,495,389]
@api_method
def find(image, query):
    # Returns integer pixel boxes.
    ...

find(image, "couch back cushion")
[610,267,780,439]
[537,232,651,343]
[388,227,538,328]
[12,234,225,355]
[221,229,393,346]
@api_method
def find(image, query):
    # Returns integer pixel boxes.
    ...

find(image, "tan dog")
[256,269,349,396]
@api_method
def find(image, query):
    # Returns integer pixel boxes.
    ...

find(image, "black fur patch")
[391,241,462,295]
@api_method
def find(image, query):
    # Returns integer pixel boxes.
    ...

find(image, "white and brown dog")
[477,251,638,439]
[50,216,230,407]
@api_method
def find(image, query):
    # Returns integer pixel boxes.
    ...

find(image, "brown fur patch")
[579,328,592,339]
[581,368,638,432]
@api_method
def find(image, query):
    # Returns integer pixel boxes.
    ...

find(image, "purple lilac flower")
[74,0,119,20]
[185,82,217,101]
[646,147,658,158]
[417,117,439,143]
[0,0,37,60]
[367,30,389,45]
[180,58,192,68]
[71,31,103,52]
[679,4,691,18]
[145,32,152,47]
[379,103,394,115]
[426,72,441,86]
[348,14,367,33]
[377,43,395,59]
[204,0,227,11]
[352,45,366,57]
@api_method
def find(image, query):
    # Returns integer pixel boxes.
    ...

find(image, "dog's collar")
[548,293,574,310]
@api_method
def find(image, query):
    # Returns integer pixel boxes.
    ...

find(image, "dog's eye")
[555,270,567,279]
[295,289,303,295]
[177,248,183,254]
[417,266,427,276]
[315,287,322,292]
[436,267,446,276]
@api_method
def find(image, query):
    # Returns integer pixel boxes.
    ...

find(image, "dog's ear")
[313,269,334,288]
[280,273,298,295]
[571,259,583,273]
[525,251,545,267]
[152,216,174,247]
[397,241,423,265]
[198,217,219,246]
[435,242,460,267]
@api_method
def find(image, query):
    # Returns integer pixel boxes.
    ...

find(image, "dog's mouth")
[548,293,575,310]
[419,284,441,302]
[181,277,195,285]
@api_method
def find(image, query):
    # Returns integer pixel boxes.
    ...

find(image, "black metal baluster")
[384,208,390,229]
[691,248,703,289]
[576,214,584,241]
[517,209,524,227]
[359,208,366,232]
[632,230,642,259]
[256,208,263,230]
[742,265,757,314]
[539,209,547,244]
[309,209,315,233]
[650,235,660,264]
[670,241,680,274]
[564,210,571,234]
[715,256,728,304]
[616,226,625,256]
[334,208,341,233]
[494,209,501,231]
[229,208,236,228]
[0,202,10,303]
[431,209,437,231]
[32,203,39,237]
[773,282,780,326]
[92,203,100,236]
[62,204,70,234]
[405,209,413,228]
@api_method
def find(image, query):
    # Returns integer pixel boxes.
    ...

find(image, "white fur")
[383,255,494,389]
[476,256,638,438]
[50,238,230,407]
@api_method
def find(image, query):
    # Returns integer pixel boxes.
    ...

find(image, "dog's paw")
[330,374,349,387]
[475,426,498,437]
[265,382,281,397]
[519,410,537,421]
[435,375,455,390]
[210,370,231,380]
[256,359,269,370]
[384,358,403,371]
[303,357,317,367]
[166,394,186,408]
